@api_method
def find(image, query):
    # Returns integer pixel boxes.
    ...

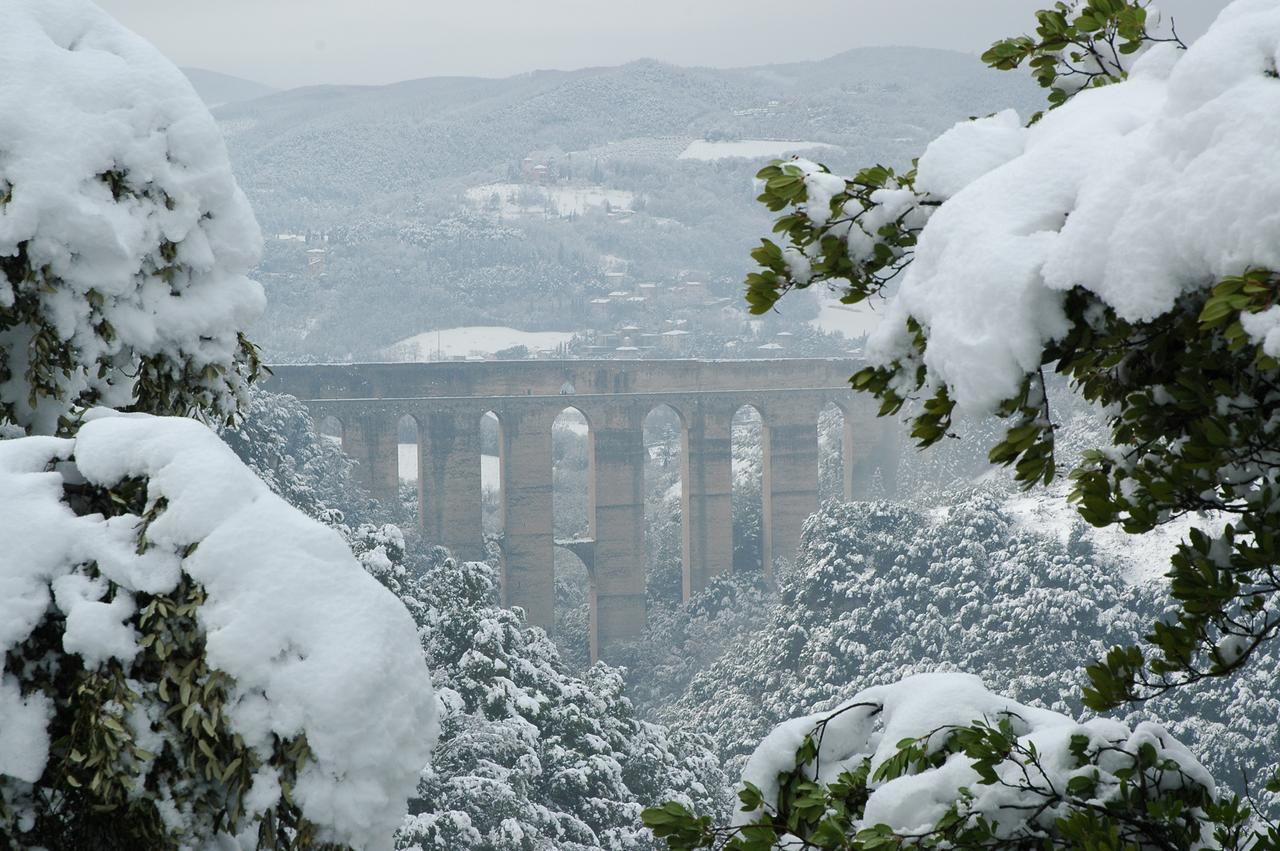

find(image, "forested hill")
[182,67,278,108]
[212,47,1039,226]
[207,48,1041,362]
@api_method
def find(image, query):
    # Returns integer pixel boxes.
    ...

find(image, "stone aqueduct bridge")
[266,359,897,659]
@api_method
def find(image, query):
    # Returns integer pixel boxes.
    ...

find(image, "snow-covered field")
[678,139,840,161]
[386,326,574,360]
[465,182,634,217]
[809,290,882,340]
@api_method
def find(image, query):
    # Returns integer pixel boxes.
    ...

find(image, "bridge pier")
[762,404,821,576]
[682,404,735,596]
[418,411,484,562]
[341,412,400,505]
[842,401,901,500]
[498,409,556,631]
[588,406,648,661]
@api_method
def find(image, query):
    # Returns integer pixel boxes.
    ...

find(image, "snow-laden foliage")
[638,493,1280,835]
[648,674,1246,850]
[220,389,372,527]
[739,674,1215,838]
[616,572,773,718]
[746,0,1280,736]
[389,552,726,851]
[657,495,1149,768]
[868,5,1280,414]
[0,411,435,849]
[0,0,264,436]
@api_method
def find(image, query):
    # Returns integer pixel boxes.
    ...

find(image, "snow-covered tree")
[642,494,1280,846]
[652,495,1155,771]
[0,0,265,437]
[0,413,436,849]
[645,8,1280,844]
[220,389,374,527]
[748,0,1280,716]
[615,571,772,718]
[0,5,438,849]
[648,674,1246,850]
[391,552,726,851]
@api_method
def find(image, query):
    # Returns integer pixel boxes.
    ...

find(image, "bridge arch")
[819,401,847,503]
[480,410,503,556]
[551,538,594,666]
[731,403,765,575]
[397,414,419,516]
[829,397,901,501]
[643,403,686,608]
[315,413,344,447]
[552,406,592,541]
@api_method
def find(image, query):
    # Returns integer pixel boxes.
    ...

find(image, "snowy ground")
[809,290,883,340]
[386,326,575,360]
[464,182,634,217]
[678,139,840,161]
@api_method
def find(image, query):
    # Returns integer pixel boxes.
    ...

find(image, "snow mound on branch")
[0,411,436,849]
[0,0,264,432]
[737,672,1213,836]
[869,0,1280,413]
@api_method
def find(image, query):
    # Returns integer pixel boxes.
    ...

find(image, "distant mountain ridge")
[182,67,278,108]
[225,47,1045,361]
[213,47,1042,226]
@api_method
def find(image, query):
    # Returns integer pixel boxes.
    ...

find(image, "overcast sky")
[97,0,1232,90]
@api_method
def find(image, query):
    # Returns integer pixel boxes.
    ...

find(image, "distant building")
[521,157,554,184]
[589,297,612,320]
[677,280,708,306]
[659,329,689,355]
[306,248,326,277]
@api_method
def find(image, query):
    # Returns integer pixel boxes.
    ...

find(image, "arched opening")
[819,402,847,503]
[553,407,591,540]
[552,407,592,662]
[643,404,684,609]
[397,415,419,483]
[481,411,503,560]
[316,415,343,447]
[732,404,764,574]
[552,544,593,671]
[396,414,419,518]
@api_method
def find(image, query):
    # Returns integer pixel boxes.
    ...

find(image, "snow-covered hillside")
[385,326,575,360]
[678,139,840,161]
